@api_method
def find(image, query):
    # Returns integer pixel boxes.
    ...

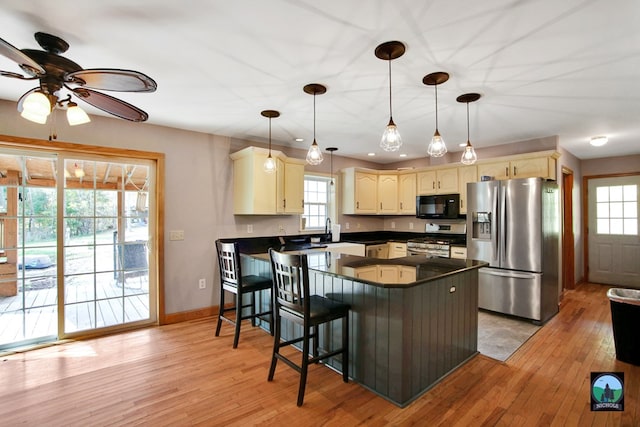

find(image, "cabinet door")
[355,172,378,213]
[458,165,477,214]
[436,168,459,193]
[477,161,510,180]
[510,157,550,179]
[284,160,304,213]
[233,150,277,214]
[378,265,398,283]
[378,174,398,214]
[398,266,417,284]
[417,170,437,195]
[355,265,378,281]
[398,173,416,214]
[388,242,407,258]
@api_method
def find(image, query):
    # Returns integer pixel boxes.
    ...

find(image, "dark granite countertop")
[247,252,487,288]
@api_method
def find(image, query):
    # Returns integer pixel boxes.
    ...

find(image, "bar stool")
[215,240,273,348]
[268,248,350,406]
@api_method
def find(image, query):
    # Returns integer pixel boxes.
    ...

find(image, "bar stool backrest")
[269,249,310,320]
[217,241,241,287]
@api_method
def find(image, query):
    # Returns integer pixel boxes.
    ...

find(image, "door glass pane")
[63,158,151,335]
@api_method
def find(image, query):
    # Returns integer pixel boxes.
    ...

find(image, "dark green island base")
[243,252,488,407]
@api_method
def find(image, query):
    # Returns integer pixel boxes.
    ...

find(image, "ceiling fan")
[0,32,157,124]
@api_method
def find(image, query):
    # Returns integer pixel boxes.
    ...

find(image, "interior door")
[587,176,640,287]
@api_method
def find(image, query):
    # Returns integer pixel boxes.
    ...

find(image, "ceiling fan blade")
[0,36,45,76]
[66,69,157,92]
[72,88,149,122]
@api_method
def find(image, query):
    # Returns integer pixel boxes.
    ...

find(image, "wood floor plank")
[0,282,638,426]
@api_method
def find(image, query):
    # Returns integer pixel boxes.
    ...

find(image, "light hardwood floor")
[0,282,637,426]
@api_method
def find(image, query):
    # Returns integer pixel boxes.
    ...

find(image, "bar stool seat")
[268,248,350,406]
[215,240,273,348]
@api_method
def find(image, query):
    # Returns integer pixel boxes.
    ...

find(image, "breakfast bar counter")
[242,251,487,407]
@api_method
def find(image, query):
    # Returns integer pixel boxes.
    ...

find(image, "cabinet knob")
[357,201,359,209]
[438,181,441,189]
[505,167,509,177]
[513,166,517,176]
[432,182,435,189]
[283,199,286,208]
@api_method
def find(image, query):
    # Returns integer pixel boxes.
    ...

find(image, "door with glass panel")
[588,175,640,286]
[62,157,156,335]
[0,149,156,350]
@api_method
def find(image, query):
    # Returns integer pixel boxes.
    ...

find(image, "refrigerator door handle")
[482,269,538,280]
[492,187,499,262]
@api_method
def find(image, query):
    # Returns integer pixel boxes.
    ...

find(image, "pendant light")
[457,93,481,165]
[326,147,338,185]
[375,41,405,152]
[304,83,326,165]
[423,72,449,157]
[261,109,280,173]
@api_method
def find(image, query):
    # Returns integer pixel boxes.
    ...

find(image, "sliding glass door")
[0,148,157,350]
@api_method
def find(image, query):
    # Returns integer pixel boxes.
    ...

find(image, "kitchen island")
[242,251,487,407]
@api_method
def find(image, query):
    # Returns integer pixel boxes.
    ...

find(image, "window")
[303,176,332,229]
[596,184,638,235]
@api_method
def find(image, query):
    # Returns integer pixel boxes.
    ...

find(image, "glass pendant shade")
[461,141,477,165]
[263,154,276,173]
[306,140,323,165]
[380,118,402,152]
[261,109,280,173]
[66,103,91,126]
[427,130,447,157]
[20,91,51,124]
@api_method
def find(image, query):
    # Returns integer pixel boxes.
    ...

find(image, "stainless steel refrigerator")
[466,177,560,323]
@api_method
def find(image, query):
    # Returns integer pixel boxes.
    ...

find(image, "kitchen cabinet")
[342,168,378,214]
[450,246,467,259]
[230,147,304,215]
[476,151,558,181]
[230,147,277,214]
[378,174,399,214]
[398,172,416,214]
[398,266,416,283]
[276,157,305,214]
[388,242,407,259]
[352,265,377,281]
[417,167,458,195]
[366,243,389,259]
[458,165,477,214]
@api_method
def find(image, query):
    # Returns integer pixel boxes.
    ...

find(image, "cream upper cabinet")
[378,174,399,214]
[398,172,416,214]
[342,168,378,214]
[231,147,304,215]
[458,165,478,214]
[230,147,277,215]
[477,151,558,181]
[417,167,458,195]
[276,157,305,214]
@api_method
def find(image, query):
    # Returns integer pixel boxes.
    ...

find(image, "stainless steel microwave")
[416,194,460,219]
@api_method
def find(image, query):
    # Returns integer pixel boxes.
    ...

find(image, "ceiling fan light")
[67,103,91,126]
[427,130,447,157]
[306,140,324,165]
[20,91,52,122]
[461,142,477,165]
[380,118,402,152]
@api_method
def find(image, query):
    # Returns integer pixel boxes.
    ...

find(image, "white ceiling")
[1,0,639,163]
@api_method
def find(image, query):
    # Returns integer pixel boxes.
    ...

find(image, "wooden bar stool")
[268,248,350,406]
[215,240,273,348]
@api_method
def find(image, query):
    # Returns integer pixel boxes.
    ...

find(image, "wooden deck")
[0,282,637,425]
[0,277,149,346]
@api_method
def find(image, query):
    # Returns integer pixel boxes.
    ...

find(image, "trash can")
[607,288,640,366]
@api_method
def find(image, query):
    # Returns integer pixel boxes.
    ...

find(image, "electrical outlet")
[169,230,184,241]
[345,222,350,230]
[409,222,414,230]
[278,224,284,232]
[357,223,361,229]
[391,221,396,229]
[247,224,253,233]
[198,278,206,289]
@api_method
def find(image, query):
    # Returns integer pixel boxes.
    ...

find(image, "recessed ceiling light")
[294,137,304,142]
[590,136,608,146]
[458,143,467,147]
[368,152,376,156]
[399,153,407,157]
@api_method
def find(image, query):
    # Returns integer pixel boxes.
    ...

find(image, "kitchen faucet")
[325,217,332,240]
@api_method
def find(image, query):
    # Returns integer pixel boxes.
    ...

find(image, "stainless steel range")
[407,222,466,258]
